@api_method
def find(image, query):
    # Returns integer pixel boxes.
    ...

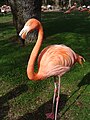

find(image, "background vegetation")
[0,11,90,120]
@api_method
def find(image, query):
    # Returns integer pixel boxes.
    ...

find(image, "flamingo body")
[37,44,77,79]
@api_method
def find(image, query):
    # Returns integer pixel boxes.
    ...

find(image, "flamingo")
[19,18,85,120]
[64,2,77,14]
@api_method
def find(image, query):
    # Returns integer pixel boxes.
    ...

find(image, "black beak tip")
[19,36,25,45]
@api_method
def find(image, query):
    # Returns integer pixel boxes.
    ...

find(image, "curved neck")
[27,25,43,80]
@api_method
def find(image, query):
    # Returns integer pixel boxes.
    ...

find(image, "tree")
[55,0,60,8]
[68,0,72,8]
[81,0,90,6]
[42,0,55,5]
[8,0,42,44]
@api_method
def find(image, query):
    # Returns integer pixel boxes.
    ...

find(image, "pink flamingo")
[19,18,85,120]
[64,2,77,14]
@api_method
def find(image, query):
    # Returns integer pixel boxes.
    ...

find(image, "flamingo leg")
[54,75,60,120]
[52,76,57,113]
[46,77,58,120]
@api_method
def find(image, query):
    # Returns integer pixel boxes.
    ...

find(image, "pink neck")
[27,25,43,80]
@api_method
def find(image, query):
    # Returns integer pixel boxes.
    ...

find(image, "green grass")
[0,11,90,120]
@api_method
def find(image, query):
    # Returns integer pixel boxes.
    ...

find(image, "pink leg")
[52,77,57,112]
[54,76,60,120]
[46,77,57,120]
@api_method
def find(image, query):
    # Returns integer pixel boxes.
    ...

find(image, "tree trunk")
[68,0,72,8]
[42,0,48,6]
[8,0,42,43]
[55,0,60,8]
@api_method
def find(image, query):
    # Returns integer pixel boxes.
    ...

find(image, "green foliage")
[48,0,55,5]
[0,12,90,120]
[0,0,7,6]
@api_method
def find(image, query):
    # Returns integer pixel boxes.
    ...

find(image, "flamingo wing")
[37,44,77,78]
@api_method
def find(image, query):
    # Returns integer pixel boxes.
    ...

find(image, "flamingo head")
[76,54,85,66]
[19,18,40,40]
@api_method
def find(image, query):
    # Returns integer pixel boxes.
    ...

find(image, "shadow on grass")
[67,72,90,100]
[60,72,90,118]
[17,94,68,120]
[0,72,89,120]
[0,84,28,120]
[78,72,90,87]
[17,72,90,120]
[43,12,90,38]
[0,22,14,33]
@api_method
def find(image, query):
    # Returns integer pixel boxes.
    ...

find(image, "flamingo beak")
[19,26,30,45]
[19,26,30,39]
[19,28,26,45]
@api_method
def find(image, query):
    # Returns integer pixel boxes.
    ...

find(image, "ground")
[0,11,90,120]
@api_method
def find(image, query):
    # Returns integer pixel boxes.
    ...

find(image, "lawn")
[0,12,90,120]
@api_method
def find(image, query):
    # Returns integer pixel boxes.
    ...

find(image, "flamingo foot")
[46,112,54,120]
